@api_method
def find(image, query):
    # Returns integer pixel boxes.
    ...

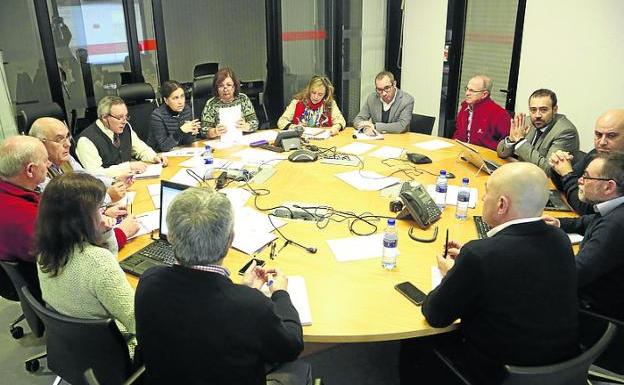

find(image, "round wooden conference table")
[118,128,572,344]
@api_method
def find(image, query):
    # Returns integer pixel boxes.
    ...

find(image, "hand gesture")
[117,214,140,238]
[236,118,252,132]
[268,269,288,294]
[209,124,228,138]
[129,161,147,173]
[242,260,269,289]
[548,150,574,176]
[542,215,561,228]
[443,240,463,259]
[153,155,168,167]
[100,215,116,232]
[329,126,340,136]
[436,253,455,277]
[509,113,529,142]
[104,204,127,219]
[180,119,200,134]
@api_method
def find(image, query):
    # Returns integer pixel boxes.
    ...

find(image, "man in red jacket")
[452,75,510,150]
[0,136,50,263]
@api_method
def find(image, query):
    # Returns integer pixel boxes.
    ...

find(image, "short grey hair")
[375,71,395,83]
[473,75,493,93]
[0,136,46,179]
[166,187,234,266]
[97,96,126,119]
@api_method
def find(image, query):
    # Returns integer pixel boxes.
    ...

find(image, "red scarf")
[292,99,332,127]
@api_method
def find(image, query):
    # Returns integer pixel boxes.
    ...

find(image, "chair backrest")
[16,102,66,135]
[502,321,618,385]
[241,79,269,128]
[117,82,157,142]
[0,261,44,337]
[193,62,219,79]
[21,286,132,385]
[192,76,215,119]
[409,114,436,135]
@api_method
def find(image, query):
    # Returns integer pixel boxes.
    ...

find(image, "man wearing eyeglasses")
[549,109,624,215]
[451,75,510,150]
[76,96,166,177]
[353,71,414,135]
[544,151,624,319]
[29,117,140,248]
[496,89,579,175]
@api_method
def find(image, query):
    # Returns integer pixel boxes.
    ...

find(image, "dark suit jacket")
[135,265,304,385]
[423,221,579,366]
[551,149,596,215]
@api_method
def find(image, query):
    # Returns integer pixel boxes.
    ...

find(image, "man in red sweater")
[452,75,510,150]
[0,136,50,262]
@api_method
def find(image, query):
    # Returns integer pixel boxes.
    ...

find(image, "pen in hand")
[443,229,449,259]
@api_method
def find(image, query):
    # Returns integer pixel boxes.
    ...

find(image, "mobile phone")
[395,281,427,306]
[238,258,265,276]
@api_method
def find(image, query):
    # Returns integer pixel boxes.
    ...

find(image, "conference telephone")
[396,183,441,229]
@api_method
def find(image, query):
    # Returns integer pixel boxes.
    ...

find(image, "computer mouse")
[288,149,318,162]
[407,152,432,164]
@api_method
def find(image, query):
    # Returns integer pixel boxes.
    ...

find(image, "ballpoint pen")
[443,229,449,258]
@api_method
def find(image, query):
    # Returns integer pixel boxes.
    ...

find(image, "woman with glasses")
[36,173,138,356]
[200,67,258,139]
[148,80,200,152]
[277,75,346,135]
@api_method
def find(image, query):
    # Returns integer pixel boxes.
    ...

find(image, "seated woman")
[201,67,258,139]
[278,75,346,135]
[36,173,137,355]
[148,80,199,152]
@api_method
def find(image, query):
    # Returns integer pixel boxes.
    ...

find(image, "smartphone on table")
[395,281,427,306]
[238,258,265,276]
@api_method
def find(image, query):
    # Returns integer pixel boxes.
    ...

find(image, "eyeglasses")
[108,114,130,122]
[218,83,234,90]
[375,85,394,94]
[465,86,486,93]
[43,132,72,144]
[579,173,613,183]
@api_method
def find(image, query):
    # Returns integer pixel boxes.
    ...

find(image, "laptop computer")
[545,190,573,212]
[119,180,191,276]
[455,139,501,174]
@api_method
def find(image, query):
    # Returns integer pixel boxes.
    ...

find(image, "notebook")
[119,180,190,276]
[455,139,500,174]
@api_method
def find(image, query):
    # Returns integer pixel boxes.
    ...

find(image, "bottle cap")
[440,170,446,175]
[204,158,213,165]
[387,218,396,226]
[462,177,469,183]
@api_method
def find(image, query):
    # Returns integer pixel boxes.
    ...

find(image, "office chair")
[580,309,624,384]
[21,285,136,385]
[117,82,157,142]
[409,114,436,135]
[433,321,618,385]
[193,62,219,79]
[241,79,270,129]
[16,102,66,135]
[83,366,145,385]
[0,260,47,372]
[191,76,214,120]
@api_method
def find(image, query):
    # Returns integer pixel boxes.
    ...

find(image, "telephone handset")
[396,183,441,228]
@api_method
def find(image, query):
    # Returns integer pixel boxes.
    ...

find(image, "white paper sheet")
[126,210,160,239]
[231,207,285,255]
[286,276,312,325]
[302,127,331,140]
[146,183,160,208]
[369,146,405,159]
[431,266,442,289]
[354,131,384,140]
[412,139,454,151]
[231,148,286,165]
[239,130,278,144]
[426,185,478,208]
[337,142,377,155]
[161,147,206,157]
[568,233,583,244]
[168,168,204,186]
[178,156,231,169]
[133,164,163,179]
[219,105,243,143]
[336,170,400,191]
[203,139,236,150]
[123,191,136,205]
[220,188,252,209]
[327,233,400,262]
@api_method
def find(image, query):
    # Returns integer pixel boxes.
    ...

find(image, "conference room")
[1,1,623,384]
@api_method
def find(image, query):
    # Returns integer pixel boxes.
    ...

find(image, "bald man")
[401,163,579,384]
[451,75,510,150]
[29,117,140,246]
[550,109,624,214]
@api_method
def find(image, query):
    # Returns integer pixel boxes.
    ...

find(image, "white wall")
[516,0,624,151]
[401,0,448,135]
[360,0,387,104]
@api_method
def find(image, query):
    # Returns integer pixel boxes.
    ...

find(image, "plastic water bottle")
[202,144,214,179]
[455,177,470,220]
[435,170,448,209]
[381,219,398,270]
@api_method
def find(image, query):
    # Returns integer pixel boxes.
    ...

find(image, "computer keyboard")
[473,216,491,239]
[319,153,359,166]
[138,240,176,265]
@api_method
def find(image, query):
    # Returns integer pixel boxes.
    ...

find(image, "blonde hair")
[294,75,335,107]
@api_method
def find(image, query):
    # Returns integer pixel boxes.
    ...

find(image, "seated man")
[402,162,579,384]
[550,109,624,215]
[497,89,579,174]
[0,136,50,292]
[544,152,624,320]
[452,75,510,150]
[135,187,310,385]
[75,95,166,178]
[29,117,139,248]
[353,70,414,135]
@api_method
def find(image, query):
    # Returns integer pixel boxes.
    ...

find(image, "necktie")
[531,129,544,146]
[113,133,121,148]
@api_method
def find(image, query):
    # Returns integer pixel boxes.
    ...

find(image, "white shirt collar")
[381,88,398,111]
[486,217,543,238]
[595,195,624,216]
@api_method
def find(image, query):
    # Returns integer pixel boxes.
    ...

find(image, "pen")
[270,241,276,260]
[443,229,449,259]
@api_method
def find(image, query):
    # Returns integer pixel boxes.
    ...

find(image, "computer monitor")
[455,139,500,175]
[158,180,191,239]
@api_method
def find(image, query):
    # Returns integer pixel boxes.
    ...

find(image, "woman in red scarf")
[278,75,346,135]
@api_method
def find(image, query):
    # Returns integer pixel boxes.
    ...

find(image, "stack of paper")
[219,105,243,143]
[231,207,285,255]
[303,127,331,140]
[133,164,163,180]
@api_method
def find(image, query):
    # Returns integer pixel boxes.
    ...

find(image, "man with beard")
[497,89,579,175]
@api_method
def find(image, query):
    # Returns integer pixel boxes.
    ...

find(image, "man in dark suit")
[496,89,579,175]
[549,109,624,214]
[353,71,414,135]
[135,187,310,385]
[401,162,580,384]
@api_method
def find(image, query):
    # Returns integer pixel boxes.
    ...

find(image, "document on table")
[168,167,205,186]
[178,156,230,169]
[327,233,400,262]
[231,148,286,165]
[220,188,252,209]
[303,127,331,140]
[203,139,236,150]
[219,105,243,143]
[161,147,206,157]
[133,164,163,179]
[336,170,400,191]
[426,185,478,208]
[431,267,442,289]
[369,146,405,159]
[413,139,454,151]
[337,142,376,155]
[353,131,384,140]
[126,210,160,239]
[259,275,312,325]
[231,207,285,255]
[123,191,136,205]
[239,130,278,145]
[146,183,161,208]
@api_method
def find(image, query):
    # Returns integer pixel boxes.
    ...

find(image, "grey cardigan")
[353,88,415,133]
